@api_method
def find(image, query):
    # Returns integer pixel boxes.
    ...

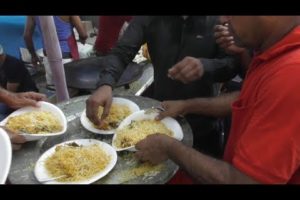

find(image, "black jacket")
[98,16,239,100]
[96,16,240,143]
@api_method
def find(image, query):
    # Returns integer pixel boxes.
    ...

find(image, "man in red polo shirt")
[135,16,300,184]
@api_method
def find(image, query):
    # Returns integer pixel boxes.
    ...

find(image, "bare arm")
[136,134,258,184]
[23,16,40,66]
[167,136,257,184]
[0,87,46,109]
[184,91,240,117]
[70,16,88,44]
[157,91,240,120]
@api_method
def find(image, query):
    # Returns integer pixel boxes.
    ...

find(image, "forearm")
[24,36,37,57]
[0,87,14,104]
[167,139,258,184]
[201,56,240,83]
[71,16,88,42]
[24,16,38,57]
[184,91,240,117]
[97,17,148,88]
[96,54,128,88]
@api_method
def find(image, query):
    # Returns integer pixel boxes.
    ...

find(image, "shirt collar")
[254,25,300,62]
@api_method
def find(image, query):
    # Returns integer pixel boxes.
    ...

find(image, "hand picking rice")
[93,104,131,130]
[114,120,173,148]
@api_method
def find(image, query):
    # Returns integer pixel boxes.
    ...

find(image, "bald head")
[220,16,299,51]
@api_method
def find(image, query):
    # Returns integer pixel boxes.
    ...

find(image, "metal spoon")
[144,106,165,115]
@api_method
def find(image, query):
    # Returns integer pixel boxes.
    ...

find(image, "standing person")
[86,16,241,158]
[135,16,300,184]
[24,16,87,89]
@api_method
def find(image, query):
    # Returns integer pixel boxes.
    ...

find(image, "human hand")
[155,100,186,120]
[85,85,112,127]
[214,24,245,55]
[31,54,41,67]
[4,129,26,150]
[168,57,204,84]
[135,134,174,165]
[79,36,86,45]
[6,92,47,109]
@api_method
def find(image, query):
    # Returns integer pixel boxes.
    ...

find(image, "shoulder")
[258,51,300,101]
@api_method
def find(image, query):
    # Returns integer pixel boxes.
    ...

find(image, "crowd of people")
[1,16,300,184]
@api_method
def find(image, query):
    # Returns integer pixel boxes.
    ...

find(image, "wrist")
[178,100,188,116]
[165,136,177,157]
[101,84,113,91]
[0,89,14,105]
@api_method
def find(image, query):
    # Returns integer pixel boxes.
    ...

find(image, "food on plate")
[5,111,63,134]
[113,120,173,149]
[44,143,111,182]
[93,104,131,130]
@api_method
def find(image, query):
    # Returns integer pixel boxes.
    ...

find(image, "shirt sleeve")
[96,16,148,88]
[232,67,300,183]
[201,21,240,83]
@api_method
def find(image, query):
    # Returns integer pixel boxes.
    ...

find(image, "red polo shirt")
[224,26,300,184]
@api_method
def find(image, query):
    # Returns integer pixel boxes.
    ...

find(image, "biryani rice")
[5,111,63,134]
[44,144,111,182]
[114,120,173,148]
[94,104,131,130]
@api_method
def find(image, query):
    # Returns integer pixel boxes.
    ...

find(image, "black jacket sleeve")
[200,16,240,83]
[96,16,149,88]
[201,50,240,83]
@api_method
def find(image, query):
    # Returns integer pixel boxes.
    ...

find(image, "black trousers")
[189,119,223,159]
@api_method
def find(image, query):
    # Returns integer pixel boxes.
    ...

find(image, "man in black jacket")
[86,16,240,157]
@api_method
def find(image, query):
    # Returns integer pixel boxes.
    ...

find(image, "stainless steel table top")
[8,95,193,184]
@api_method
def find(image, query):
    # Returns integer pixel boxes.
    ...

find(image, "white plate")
[0,101,67,141]
[112,110,184,151]
[80,97,140,135]
[0,129,12,184]
[34,139,117,184]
